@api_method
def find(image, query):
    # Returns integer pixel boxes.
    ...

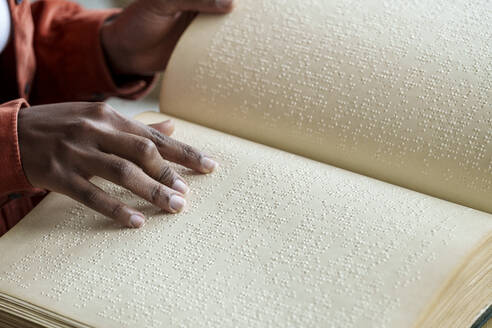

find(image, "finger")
[170,0,235,14]
[98,131,190,194]
[149,119,174,136]
[66,175,145,229]
[88,153,187,214]
[147,127,219,174]
[116,116,218,174]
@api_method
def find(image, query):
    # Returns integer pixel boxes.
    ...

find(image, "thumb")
[149,119,175,136]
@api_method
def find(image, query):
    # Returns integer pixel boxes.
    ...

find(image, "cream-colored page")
[160,0,492,213]
[0,113,491,328]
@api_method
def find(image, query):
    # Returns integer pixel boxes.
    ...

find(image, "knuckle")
[109,160,133,180]
[92,102,113,118]
[120,117,133,130]
[158,166,175,184]
[136,138,157,159]
[110,203,125,219]
[150,184,168,204]
[180,144,199,164]
[149,127,166,148]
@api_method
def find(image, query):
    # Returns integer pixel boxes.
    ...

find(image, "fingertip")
[172,178,190,194]
[129,214,145,228]
[150,120,175,136]
[199,156,219,173]
[161,120,175,136]
[169,194,187,213]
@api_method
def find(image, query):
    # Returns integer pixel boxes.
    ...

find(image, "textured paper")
[160,0,492,214]
[0,112,490,328]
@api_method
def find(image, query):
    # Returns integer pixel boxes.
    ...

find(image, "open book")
[0,0,491,327]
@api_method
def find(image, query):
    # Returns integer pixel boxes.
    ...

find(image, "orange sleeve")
[0,99,32,196]
[28,0,156,104]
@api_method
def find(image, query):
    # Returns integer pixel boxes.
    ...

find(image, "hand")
[101,0,234,76]
[18,102,218,228]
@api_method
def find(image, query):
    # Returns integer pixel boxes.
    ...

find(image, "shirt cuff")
[0,99,32,196]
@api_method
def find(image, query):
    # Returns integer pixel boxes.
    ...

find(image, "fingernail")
[172,179,190,194]
[170,195,186,212]
[129,214,145,228]
[200,156,218,172]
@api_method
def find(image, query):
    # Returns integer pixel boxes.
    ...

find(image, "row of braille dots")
[189,0,492,200]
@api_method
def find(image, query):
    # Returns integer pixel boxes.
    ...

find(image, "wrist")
[100,16,135,77]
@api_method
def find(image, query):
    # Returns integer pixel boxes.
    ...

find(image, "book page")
[160,0,492,214]
[0,112,490,328]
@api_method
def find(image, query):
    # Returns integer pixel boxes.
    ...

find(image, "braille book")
[0,0,491,327]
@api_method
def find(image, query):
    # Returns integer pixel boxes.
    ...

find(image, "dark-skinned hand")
[100,0,234,76]
[18,103,219,228]
[17,0,235,228]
